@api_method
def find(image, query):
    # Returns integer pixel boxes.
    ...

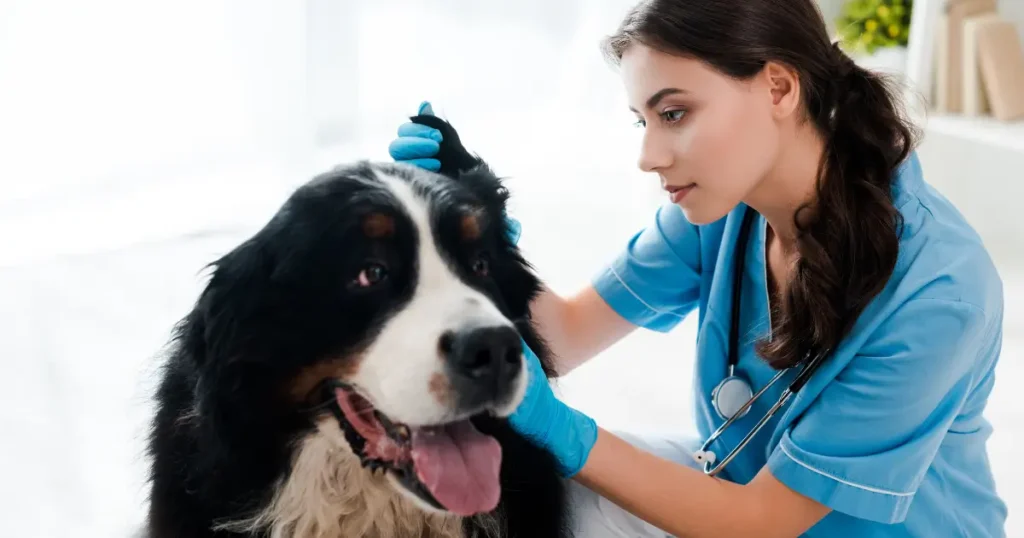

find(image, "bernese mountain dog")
[143,114,571,537]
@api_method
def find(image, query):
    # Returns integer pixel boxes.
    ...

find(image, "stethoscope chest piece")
[711,374,754,420]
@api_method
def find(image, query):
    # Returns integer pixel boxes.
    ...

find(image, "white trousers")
[564,432,703,538]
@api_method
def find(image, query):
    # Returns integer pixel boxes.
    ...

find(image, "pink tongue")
[411,421,502,516]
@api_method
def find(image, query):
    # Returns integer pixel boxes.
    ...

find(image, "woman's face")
[620,43,782,225]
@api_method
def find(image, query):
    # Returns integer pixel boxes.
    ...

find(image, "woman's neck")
[744,123,826,255]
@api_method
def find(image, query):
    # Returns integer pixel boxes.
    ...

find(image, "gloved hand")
[509,343,599,477]
[388,101,521,243]
[388,101,445,172]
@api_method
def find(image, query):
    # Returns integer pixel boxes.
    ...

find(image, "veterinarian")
[388,0,1007,536]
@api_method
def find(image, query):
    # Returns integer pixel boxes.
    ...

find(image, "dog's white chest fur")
[215,419,500,538]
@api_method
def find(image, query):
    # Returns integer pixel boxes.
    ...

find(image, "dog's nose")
[444,325,522,397]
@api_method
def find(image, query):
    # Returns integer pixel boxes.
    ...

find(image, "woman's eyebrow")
[629,87,688,112]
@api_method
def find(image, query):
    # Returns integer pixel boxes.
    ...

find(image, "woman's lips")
[665,183,696,203]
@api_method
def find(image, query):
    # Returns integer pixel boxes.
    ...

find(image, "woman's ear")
[763,61,802,120]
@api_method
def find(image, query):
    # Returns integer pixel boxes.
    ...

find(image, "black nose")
[444,325,523,405]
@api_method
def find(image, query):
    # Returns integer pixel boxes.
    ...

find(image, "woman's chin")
[677,201,727,226]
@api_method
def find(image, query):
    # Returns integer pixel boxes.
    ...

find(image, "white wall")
[916,135,1024,268]
[0,0,363,266]
[0,0,318,204]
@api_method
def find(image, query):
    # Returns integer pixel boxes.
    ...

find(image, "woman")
[389,0,1007,536]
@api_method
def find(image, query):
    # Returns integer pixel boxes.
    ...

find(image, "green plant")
[836,0,913,54]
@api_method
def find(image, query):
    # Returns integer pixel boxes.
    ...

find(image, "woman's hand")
[388,101,444,172]
[509,343,599,477]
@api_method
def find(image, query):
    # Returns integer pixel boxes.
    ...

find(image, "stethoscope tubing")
[698,206,832,476]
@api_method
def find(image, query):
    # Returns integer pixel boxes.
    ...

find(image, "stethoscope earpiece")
[692,449,717,466]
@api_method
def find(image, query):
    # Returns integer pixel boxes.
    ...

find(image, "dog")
[143,114,571,537]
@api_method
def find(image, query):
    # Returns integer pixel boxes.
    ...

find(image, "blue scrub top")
[591,152,1007,537]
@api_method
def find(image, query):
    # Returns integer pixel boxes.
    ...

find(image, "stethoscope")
[692,207,831,476]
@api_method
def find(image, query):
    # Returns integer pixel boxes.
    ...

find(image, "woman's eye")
[355,263,388,288]
[632,109,685,128]
[471,255,490,277]
[661,109,686,123]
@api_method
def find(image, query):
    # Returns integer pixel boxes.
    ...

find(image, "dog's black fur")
[143,115,571,537]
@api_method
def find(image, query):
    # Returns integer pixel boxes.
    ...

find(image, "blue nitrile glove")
[388,101,521,244]
[509,343,599,477]
[389,101,444,172]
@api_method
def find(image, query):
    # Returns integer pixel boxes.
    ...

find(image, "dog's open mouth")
[322,380,502,516]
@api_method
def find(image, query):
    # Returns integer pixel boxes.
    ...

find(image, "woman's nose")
[637,132,672,172]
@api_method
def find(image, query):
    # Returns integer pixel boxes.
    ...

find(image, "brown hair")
[602,0,918,369]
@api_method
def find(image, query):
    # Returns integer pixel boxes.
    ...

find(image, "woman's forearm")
[528,285,637,375]
[575,429,831,538]
[527,286,578,373]
[576,429,753,537]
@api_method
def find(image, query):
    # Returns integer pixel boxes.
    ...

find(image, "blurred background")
[0,0,1021,535]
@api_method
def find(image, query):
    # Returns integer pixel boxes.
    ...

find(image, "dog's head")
[181,131,549,521]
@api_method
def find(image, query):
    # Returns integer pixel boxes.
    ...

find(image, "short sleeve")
[591,203,702,333]
[767,297,991,524]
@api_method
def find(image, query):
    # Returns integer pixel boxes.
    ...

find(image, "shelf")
[923,114,1024,153]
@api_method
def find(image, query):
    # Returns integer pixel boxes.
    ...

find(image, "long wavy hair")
[601,0,919,369]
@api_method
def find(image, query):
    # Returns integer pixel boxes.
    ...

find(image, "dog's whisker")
[297,399,335,414]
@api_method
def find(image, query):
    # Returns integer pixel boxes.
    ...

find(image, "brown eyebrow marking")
[362,212,394,238]
[460,208,485,241]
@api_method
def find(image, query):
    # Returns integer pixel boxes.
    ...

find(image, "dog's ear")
[410,114,512,215]
[180,239,294,458]
[409,114,483,178]
[195,239,275,367]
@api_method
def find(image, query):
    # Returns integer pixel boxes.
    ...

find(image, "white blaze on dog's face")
[346,173,528,424]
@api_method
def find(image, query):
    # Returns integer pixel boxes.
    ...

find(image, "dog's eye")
[356,263,388,288]
[470,254,490,277]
